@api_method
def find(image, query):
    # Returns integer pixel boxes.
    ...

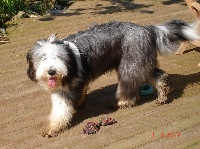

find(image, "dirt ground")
[0,0,200,148]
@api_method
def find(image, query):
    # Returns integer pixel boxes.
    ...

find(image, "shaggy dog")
[27,20,200,137]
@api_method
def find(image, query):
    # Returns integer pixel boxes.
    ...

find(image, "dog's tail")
[150,19,200,55]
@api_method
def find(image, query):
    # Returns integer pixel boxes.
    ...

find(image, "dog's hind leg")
[116,81,139,109]
[115,58,147,108]
[152,69,170,105]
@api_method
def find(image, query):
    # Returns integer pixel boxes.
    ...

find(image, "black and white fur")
[27,20,200,137]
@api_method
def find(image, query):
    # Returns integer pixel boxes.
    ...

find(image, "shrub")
[25,0,55,15]
[0,0,25,29]
[0,0,73,32]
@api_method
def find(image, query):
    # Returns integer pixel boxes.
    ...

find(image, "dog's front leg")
[43,92,75,137]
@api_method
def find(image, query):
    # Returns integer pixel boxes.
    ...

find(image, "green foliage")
[0,0,25,28]
[0,0,73,30]
[25,0,55,15]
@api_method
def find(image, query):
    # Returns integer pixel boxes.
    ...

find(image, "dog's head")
[27,34,78,92]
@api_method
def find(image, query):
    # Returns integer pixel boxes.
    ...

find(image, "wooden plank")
[191,2,200,11]
[175,42,189,55]
[191,40,200,46]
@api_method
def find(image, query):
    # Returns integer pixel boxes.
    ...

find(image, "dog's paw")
[155,99,166,105]
[42,130,59,138]
[119,100,137,109]
[106,100,137,109]
[42,127,65,138]
[107,100,137,109]
[118,103,135,109]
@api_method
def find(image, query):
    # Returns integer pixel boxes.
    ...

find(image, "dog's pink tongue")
[48,78,57,88]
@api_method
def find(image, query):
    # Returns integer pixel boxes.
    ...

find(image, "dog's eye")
[52,55,57,60]
[40,54,47,61]
[41,57,46,61]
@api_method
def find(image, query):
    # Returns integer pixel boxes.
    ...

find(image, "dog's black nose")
[48,69,56,76]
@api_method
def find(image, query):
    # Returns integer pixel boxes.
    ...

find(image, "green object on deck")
[139,83,154,96]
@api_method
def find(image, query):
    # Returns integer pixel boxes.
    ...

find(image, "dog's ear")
[48,33,57,43]
[63,41,72,49]
[26,52,37,82]
[63,41,69,46]
[63,41,76,50]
